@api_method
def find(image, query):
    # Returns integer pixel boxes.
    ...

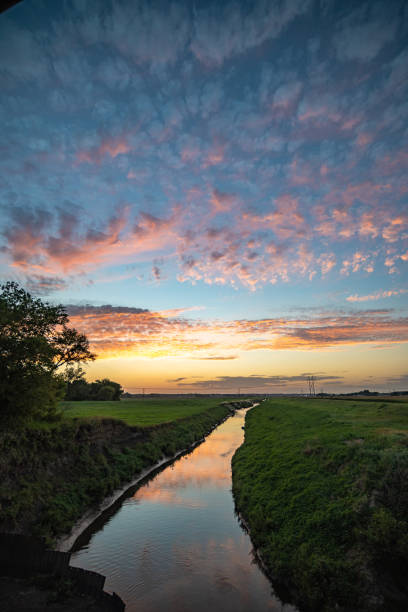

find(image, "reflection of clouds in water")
[132,427,240,503]
[132,485,206,508]
[71,410,297,612]
[132,458,229,499]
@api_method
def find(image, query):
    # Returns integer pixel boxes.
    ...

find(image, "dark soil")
[0,576,112,611]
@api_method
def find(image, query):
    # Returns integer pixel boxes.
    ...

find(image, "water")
[70,408,298,611]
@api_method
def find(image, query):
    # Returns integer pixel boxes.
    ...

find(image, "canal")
[70,407,298,612]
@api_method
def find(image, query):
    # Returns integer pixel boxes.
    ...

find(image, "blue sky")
[1,0,407,392]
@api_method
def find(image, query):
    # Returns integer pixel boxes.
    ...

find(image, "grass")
[232,398,408,612]
[60,397,232,426]
[0,398,251,544]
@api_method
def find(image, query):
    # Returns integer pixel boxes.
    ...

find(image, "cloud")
[0,18,49,85]
[190,0,311,66]
[191,355,238,360]
[64,304,408,360]
[210,189,236,213]
[384,373,408,388]
[202,144,225,168]
[333,6,397,62]
[24,274,68,295]
[176,373,343,390]
[243,194,306,240]
[0,203,179,277]
[152,265,161,281]
[1,0,407,296]
[76,137,131,164]
[341,252,374,276]
[382,215,408,243]
[66,305,149,316]
[346,289,408,303]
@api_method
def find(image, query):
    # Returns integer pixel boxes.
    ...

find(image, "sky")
[1,0,407,393]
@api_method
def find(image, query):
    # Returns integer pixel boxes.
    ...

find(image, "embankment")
[232,398,408,612]
[0,400,251,546]
[0,533,125,611]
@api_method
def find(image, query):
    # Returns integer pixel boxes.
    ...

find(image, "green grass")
[59,397,238,426]
[1,399,251,544]
[232,398,408,612]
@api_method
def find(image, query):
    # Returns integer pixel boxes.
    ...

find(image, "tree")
[0,281,95,423]
[64,376,123,401]
[95,385,116,401]
[92,378,123,401]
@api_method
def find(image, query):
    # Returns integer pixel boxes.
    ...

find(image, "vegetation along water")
[0,397,250,545]
[232,397,408,612]
[70,406,296,612]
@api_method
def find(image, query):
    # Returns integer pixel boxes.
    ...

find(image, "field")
[232,397,408,612]
[60,397,235,426]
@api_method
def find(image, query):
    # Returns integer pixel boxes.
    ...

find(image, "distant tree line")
[65,369,123,401]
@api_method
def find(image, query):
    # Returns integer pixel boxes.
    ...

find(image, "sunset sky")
[1,0,407,393]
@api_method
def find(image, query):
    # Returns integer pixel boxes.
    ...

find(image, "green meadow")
[232,397,408,612]
[60,397,238,426]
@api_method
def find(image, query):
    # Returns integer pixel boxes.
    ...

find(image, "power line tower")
[307,376,316,397]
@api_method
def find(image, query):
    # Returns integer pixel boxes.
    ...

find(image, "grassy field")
[60,397,235,426]
[232,397,408,612]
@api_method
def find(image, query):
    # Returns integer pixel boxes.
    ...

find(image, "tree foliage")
[0,282,95,424]
[65,377,123,401]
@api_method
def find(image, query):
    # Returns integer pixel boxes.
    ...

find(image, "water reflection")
[70,409,298,612]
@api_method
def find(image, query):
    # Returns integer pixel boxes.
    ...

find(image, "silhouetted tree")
[0,281,95,423]
[65,376,123,401]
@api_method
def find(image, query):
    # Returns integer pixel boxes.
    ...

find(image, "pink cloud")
[318,253,336,275]
[320,164,329,177]
[67,305,408,359]
[341,251,374,275]
[210,189,236,213]
[356,132,373,147]
[382,215,408,243]
[202,144,225,168]
[242,194,306,240]
[297,104,360,135]
[76,137,130,164]
[5,205,181,277]
[358,213,379,239]
[374,151,408,177]
[384,249,408,274]
[324,181,392,209]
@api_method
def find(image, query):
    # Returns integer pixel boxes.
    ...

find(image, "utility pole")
[307,376,316,397]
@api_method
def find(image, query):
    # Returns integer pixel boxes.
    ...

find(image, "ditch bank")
[0,400,252,548]
[231,399,408,612]
[0,533,125,611]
